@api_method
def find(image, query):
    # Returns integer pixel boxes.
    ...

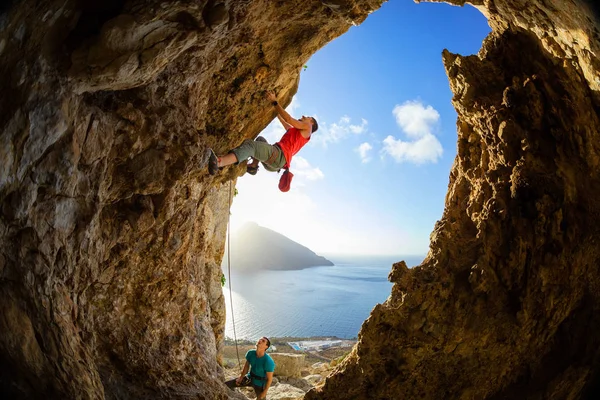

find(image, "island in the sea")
[223,222,333,271]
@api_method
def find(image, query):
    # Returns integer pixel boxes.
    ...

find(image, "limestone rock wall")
[0,0,382,398]
[307,1,600,399]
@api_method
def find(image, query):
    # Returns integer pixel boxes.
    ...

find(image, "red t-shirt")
[276,127,310,168]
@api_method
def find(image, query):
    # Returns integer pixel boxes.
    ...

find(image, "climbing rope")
[226,180,242,370]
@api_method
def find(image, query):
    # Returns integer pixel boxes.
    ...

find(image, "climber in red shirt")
[207,91,318,176]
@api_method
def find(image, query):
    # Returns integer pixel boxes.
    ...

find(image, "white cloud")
[356,142,373,163]
[382,101,443,164]
[311,116,368,147]
[382,134,443,164]
[291,156,324,181]
[349,118,368,134]
[393,101,440,138]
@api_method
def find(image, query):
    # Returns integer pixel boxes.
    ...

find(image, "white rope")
[226,180,242,370]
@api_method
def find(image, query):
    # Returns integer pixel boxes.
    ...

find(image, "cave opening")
[221,0,489,345]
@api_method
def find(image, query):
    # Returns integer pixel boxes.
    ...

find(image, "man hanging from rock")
[225,337,275,400]
[207,91,318,177]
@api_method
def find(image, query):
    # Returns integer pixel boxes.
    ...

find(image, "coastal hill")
[224,222,334,271]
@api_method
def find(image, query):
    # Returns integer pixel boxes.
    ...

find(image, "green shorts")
[231,136,286,171]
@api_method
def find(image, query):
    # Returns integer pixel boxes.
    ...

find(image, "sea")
[222,254,424,341]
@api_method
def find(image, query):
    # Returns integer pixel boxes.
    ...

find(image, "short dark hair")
[263,337,271,348]
[311,117,318,133]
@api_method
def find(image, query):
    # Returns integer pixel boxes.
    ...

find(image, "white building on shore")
[287,339,344,352]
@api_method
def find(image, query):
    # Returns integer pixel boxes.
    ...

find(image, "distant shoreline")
[222,335,356,365]
[225,335,357,345]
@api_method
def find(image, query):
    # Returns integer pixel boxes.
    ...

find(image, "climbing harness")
[226,180,242,370]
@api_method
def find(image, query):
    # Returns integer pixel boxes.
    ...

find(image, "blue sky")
[229,0,490,256]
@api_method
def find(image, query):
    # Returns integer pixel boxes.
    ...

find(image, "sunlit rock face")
[1,0,599,399]
[306,0,600,399]
[0,0,382,398]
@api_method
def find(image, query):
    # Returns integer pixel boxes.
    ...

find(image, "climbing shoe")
[246,164,259,175]
[208,148,219,175]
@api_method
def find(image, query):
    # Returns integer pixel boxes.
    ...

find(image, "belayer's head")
[256,336,271,351]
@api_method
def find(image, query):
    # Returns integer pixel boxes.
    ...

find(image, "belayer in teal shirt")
[225,337,275,399]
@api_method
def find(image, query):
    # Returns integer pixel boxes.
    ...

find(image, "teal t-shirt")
[245,350,275,387]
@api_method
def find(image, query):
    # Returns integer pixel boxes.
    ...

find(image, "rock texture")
[0,0,380,399]
[270,353,306,379]
[2,0,600,400]
[306,1,600,400]
[266,383,306,400]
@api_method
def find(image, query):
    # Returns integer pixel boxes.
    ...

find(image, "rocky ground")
[222,338,355,400]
